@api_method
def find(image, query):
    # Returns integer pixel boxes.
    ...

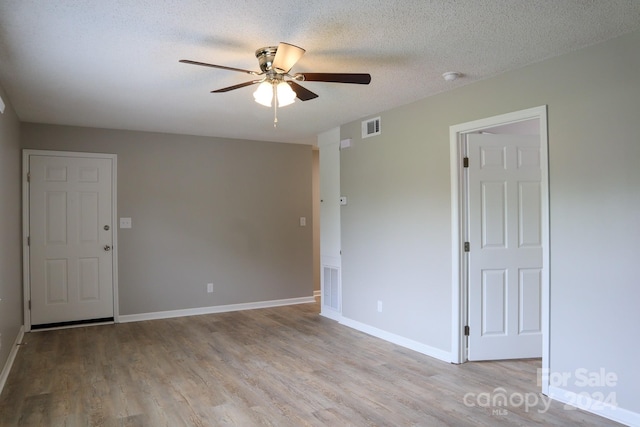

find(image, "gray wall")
[22,124,314,315]
[0,84,22,368]
[340,30,640,415]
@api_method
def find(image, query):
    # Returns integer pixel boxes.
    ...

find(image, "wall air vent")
[362,117,381,138]
[323,266,341,311]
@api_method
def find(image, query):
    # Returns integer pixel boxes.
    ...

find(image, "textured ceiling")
[1,1,640,144]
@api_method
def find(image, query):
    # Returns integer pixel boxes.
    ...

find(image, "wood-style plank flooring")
[0,300,622,426]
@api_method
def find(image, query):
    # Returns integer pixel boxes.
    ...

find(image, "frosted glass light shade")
[253,81,273,107]
[276,82,296,107]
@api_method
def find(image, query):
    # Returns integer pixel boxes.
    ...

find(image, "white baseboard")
[118,296,316,323]
[548,385,639,427]
[0,325,25,395]
[338,316,452,363]
[320,309,342,322]
[313,290,321,298]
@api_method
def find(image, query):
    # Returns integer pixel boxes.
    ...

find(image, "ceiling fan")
[179,42,371,126]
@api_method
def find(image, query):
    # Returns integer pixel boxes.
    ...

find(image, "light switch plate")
[120,217,132,229]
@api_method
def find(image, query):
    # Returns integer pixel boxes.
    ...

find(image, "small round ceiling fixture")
[442,71,462,82]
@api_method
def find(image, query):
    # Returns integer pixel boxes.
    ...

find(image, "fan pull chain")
[273,84,278,128]
[274,104,278,128]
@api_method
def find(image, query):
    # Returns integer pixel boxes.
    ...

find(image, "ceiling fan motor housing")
[255,47,278,73]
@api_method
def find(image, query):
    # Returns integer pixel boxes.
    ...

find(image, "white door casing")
[24,151,118,328]
[466,134,543,360]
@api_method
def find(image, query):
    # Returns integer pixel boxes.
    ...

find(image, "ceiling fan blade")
[287,81,319,101]
[179,59,259,75]
[272,42,306,73]
[297,73,371,84]
[211,80,261,93]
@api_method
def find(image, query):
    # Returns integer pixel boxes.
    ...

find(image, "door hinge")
[28,300,31,310]
[463,157,469,168]
[464,242,470,252]
[27,236,30,246]
[27,172,30,182]
[464,325,470,336]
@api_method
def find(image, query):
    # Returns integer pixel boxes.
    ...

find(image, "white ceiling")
[1,1,639,145]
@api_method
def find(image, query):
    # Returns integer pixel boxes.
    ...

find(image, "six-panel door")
[467,134,543,361]
[29,155,114,326]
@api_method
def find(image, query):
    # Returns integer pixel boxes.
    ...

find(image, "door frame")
[449,106,550,393]
[22,149,119,331]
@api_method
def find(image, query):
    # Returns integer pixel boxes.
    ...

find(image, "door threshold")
[31,317,114,331]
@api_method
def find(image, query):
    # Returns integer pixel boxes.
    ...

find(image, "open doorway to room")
[449,106,550,393]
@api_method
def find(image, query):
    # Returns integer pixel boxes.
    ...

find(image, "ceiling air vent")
[362,117,381,138]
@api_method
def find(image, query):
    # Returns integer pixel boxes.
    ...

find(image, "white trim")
[449,128,465,364]
[320,308,342,322]
[548,386,640,427]
[313,290,321,298]
[111,155,119,323]
[449,106,550,390]
[22,153,30,330]
[0,326,25,395]
[118,296,316,323]
[22,150,119,331]
[339,316,451,363]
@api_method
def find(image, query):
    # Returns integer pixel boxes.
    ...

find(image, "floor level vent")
[322,265,341,311]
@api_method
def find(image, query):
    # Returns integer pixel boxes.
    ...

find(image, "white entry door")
[29,154,115,327]
[467,134,542,360]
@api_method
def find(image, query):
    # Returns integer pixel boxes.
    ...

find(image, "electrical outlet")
[207,283,214,293]
[377,300,383,313]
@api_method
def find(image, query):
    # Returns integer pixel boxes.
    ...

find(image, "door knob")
[104,245,111,251]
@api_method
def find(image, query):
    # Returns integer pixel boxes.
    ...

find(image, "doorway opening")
[449,106,550,394]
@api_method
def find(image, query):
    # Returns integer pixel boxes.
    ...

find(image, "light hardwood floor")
[0,300,622,426]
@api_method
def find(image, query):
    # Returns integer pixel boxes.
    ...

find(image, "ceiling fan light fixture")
[253,81,273,107]
[181,42,372,126]
[276,82,296,107]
